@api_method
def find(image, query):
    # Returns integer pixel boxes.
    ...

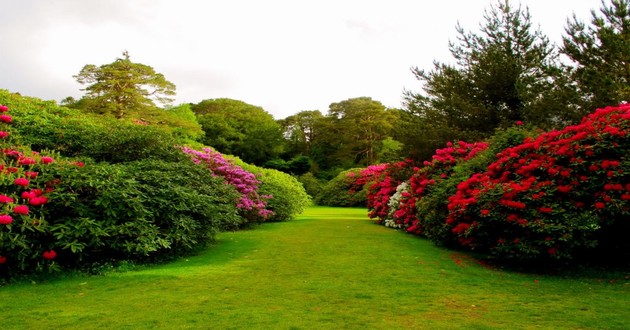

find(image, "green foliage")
[562,0,630,114]
[229,156,311,222]
[297,172,325,198]
[71,51,176,118]
[38,159,242,268]
[192,98,284,165]
[278,110,323,157]
[317,97,398,166]
[264,155,311,175]
[0,90,182,163]
[315,168,367,207]
[126,103,204,142]
[402,0,565,161]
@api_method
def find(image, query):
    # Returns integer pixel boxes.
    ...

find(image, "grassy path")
[1,206,628,329]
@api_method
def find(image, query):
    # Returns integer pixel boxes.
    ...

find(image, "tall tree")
[279,110,323,157]
[319,97,398,166]
[562,0,630,113]
[404,0,562,142]
[191,98,284,165]
[72,51,176,118]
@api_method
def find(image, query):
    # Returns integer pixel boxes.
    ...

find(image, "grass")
[0,206,628,329]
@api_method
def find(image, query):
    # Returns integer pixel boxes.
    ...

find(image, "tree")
[191,98,284,165]
[562,0,630,113]
[278,110,323,157]
[404,0,563,150]
[72,51,176,118]
[319,97,398,166]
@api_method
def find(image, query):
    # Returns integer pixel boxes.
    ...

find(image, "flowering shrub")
[367,142,489,235]
[0,104,60,275]
[366,160,415,221]
[182,147,273,223]
[316,164,388,207]
[233,157,311,222]
[445,105,630,260]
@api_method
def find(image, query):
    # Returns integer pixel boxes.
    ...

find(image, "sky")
[0,0,598,119]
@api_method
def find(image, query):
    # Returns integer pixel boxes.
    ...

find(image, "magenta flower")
[13,205,29,215]
[0,214,13,225]
[40,156,54,164]
[0,114,12,123]
[14,178,29,187]
[0,195,14,203]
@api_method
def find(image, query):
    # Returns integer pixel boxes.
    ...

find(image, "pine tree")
[562,0,630,112]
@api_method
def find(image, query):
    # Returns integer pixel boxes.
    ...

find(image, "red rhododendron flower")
[0,214,13,225]
[0,256,6,264]
[0,131,8,138]
[0,195,14,203]
[538,207,553,214]
[14,178,29,187]
[480,209,491,216]
[13,205,29,215]
[594,202,606,209]
[42,250,57,260]
[25,171,38,179]
[40,156,54,164]
[29,196,48,206]
[0,105,8,112]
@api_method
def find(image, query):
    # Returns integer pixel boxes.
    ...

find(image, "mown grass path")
[1,206,628,329]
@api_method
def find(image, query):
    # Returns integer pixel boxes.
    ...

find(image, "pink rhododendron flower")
[0,131,9,138]
[0,114,12,123]
[0,105,8,112]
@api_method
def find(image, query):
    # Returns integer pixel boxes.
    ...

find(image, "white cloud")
[0,0,597,119]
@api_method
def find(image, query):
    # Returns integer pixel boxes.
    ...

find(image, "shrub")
[416,127,532,244]
[297,172,325,198]
[231,157,311,222]
[445,105,630,261]
[0,90,183,163]
[316,164,387,207]
[182,147,273,223]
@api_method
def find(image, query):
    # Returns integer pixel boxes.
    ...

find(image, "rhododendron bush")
[182,147,273,223]
[446,105,630,260]
[316,165,388,207]
[368,104,629,263]
[368,142,489,235]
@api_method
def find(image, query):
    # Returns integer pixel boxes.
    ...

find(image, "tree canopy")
[562,0,630,113]
[191,98,284,165]
[71,51,176,118]
[401,0,565,160]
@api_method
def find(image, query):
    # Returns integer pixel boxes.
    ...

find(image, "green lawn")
[1,206,628,329]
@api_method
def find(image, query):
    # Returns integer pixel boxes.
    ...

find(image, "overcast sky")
[1,0,598,119]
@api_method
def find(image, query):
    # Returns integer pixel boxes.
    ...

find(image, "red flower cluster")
[367,141,489,234]
[445,104,630,259]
